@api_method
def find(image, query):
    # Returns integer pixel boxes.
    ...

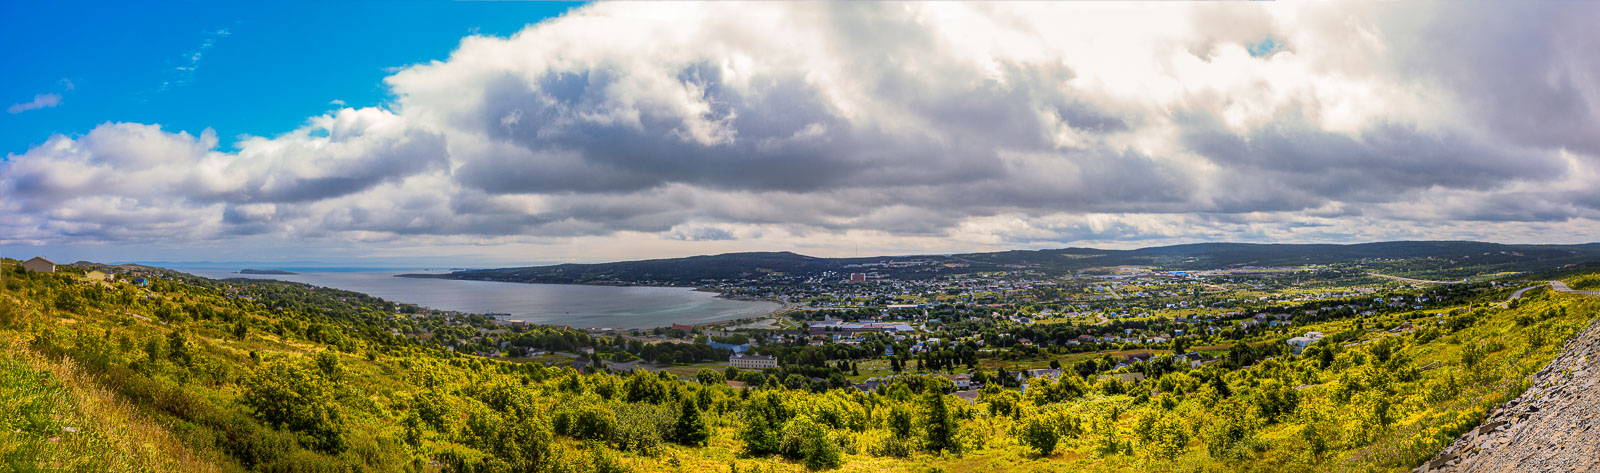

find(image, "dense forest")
[3,258,1598,472]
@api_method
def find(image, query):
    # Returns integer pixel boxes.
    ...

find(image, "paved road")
[1503,284,1543,307]
[1549,280,1600,296]
[1500,281,1600,308]
[1368,273,1464,285]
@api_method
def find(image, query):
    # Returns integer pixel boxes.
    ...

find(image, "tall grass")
[0,336,221,472]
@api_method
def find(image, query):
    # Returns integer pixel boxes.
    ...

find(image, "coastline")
[398,271,791,316]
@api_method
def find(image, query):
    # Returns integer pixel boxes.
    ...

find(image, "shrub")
[623,371,671,404]
[695,368,725,386]
[872,434,914,458]
[241,359,348,454]
[740,391,793,456]
[780,416,842,470]
[1019,412,1059,456]
[312,352,342,382]
[614,403,673,454]
[571,405,618,442]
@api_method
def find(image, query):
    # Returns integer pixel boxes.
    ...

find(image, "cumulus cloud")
[4,1,1600,258]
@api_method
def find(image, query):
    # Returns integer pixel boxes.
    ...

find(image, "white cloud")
[4,1,1600,261]
[160,28,230,91]
[8,93,61,114]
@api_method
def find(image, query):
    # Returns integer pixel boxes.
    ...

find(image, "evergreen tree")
[670,399,711,446]
[922,391,957,453]
[166,329,191,366]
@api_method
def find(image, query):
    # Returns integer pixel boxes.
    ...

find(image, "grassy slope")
[1,260,1597,473]
[0,308,218,472]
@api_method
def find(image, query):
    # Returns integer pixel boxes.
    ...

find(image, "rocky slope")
[1418,316,1600,472]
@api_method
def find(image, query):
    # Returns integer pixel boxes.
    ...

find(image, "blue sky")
[2,2,1598,267]
[2,1,577,154]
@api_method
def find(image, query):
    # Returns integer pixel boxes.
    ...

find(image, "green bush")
[1019,412,1059,456]
[614,403,673,454]
[241,359,348,454]
[1568,273,1600,290]
[571,405,618,442]
[740,391,792,456]
[780,416,842,470]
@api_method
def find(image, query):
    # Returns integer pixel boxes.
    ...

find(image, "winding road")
[1503,284,1543,307]
[1502,280,1600,307]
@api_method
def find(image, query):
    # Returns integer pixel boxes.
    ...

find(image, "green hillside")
[3,258,1598,472]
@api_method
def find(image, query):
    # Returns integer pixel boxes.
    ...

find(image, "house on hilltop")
[22,257,55,273]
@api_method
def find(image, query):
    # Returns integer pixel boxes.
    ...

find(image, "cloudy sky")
[4,1,1599,267]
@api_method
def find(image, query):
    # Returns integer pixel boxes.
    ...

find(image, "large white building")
[729,354,779,370]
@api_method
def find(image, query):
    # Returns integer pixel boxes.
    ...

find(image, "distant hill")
[398,240,1600,285]
[238,269,297,275]
[400,251,838,285]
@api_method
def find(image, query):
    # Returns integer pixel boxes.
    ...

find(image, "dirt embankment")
[1418,316,1600,472]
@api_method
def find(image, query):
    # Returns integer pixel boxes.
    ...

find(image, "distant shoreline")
[398,271,788,312]
[238,269,297,275]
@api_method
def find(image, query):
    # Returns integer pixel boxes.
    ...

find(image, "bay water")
[166,268,781,329]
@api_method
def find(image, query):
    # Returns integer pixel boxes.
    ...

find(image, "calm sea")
[165,268,782,329]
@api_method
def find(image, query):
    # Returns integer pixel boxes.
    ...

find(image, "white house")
[1286,332,1324,354]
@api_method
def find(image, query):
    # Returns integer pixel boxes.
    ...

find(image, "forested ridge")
[3,258,1598,472]
[406,241,1600,285]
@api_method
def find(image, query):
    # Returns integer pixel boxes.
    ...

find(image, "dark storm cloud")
[1401,4,1600,157]
[1186,116,1568,212]
[457,67,1025,195]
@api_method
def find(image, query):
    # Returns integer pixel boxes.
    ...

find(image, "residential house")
[22,257,55,273]
[1026,368,1062,379]
[1286,331,1326,354]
